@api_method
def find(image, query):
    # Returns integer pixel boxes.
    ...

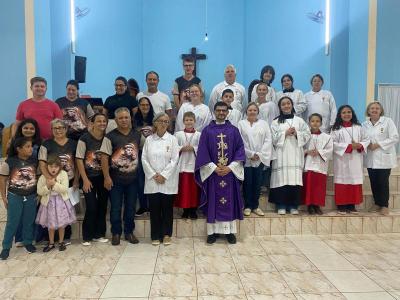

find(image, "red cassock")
[334,184,363,205]
[302,171,327,206]
[174,172,200,208]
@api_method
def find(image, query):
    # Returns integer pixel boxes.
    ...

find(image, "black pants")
[337,204,355,210]
[367,168,391,207]
[148,193,174,241]
[82,175,109,241]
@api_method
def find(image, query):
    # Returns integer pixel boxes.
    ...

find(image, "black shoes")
[181,209,189,219]
[0,249,10,260]
[25,244,36,254]
[43,243,55,252]
[226,234,237,244]
[135,207,148,217]
[59,242,66,251]
[189,210,198,220]
[206,234,217,244]
[125,233,139,244]
[112,234,120,246]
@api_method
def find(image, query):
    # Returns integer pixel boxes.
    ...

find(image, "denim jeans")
[243,164,264,210]
[2,192,36,249]
[109,180,138,235]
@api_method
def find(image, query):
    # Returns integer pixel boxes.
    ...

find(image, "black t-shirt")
[100,128,140,184]
[175,76,201,94]
[104,92,138,119]
[55,97,95,140]
[0,156,38,196]
[39,139,78,180]
[76,132,103,178]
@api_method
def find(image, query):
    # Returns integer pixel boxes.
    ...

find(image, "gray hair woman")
[141,112,180,246]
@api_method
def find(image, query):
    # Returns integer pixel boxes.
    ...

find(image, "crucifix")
[217,133,228,166]
[181,47,207,76]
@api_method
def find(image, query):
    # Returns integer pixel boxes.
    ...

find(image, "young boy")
[174,111,201,219]
[220,89,242,127]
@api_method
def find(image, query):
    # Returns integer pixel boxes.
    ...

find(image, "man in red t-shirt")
[14,77,62,140]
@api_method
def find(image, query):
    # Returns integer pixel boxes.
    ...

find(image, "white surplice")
[270,116,311,188]
[174,130,201,173]
[362,116,399,169]
[303,132,333,174]
[258,101,279,126]
[304,90,337,133]
[276,89,307,117]
[238,119,272,168]
[331,125,370,184]
[250,84,276,103]
[175,102,212,133]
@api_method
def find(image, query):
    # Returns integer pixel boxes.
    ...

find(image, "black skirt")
[269,185,302,206]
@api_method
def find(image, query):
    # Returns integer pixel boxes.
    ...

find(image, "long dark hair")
[276,96,296,123]
[248,65,276,100]
[133,97,154,127]
[332,105,360,130]
[8,137,32,157]
[14,119,41,146]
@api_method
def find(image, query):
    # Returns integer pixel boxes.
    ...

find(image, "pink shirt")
[16,98,63,140]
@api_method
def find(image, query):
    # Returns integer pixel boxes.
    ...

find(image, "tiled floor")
[2,234,400,299]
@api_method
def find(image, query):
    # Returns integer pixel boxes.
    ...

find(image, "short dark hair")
[308,113,323,122]
[47,154,62,167]
[183,57,195,64]
[281,74,294,84]
[222,89,234,97]
[146,71,159,80]
[66,79,79,90]
[310,74,324,85]
[183,111,196,121]
[92,113,108,123]
[214,101,229,111]
[30,76,47,86]
[115,76,128,86]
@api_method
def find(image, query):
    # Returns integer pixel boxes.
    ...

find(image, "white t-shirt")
[137,90,172,115]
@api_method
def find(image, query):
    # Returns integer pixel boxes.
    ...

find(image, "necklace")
[344,126,355,143]
[286,118,294,128]
[184,132,194,146]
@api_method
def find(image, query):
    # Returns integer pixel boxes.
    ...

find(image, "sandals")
[43,243,55,253]
[59,242,66,251]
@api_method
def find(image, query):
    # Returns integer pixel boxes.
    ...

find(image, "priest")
[195,102,245,244]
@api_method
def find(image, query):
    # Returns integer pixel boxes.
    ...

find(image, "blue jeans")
[243,164,264,210]
[109,180,138,235]
[2,192,36,249]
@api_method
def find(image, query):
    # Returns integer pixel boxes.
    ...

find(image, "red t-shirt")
[16,98,63,140]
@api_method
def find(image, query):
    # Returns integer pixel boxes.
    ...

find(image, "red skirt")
[302,171,327,206]
[174,172,200,208]
[334,184,363,205]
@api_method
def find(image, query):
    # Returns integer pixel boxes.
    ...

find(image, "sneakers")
[243,208,251,216]
[290,209,299,215]
[348,208,359,215]
[278,209,286,215]
[15,242,24,248]
[25,244,36,254]
[111,234,120,246]
[206,234,217,244]
[64,239,72,246]
[0,249,10,260]
[135,207,148,217]
[125,234,139,244]
[93,237,108,243]
[82,241,91,246]
[226,234,237,244]
[380,207,389,216]
[59,242,66,251]
[152,240,160,246]
[369,204,381,213]
[43,243,55,253]
[163,235,172,246]
[337,209,347,215]
[253,208,265,216]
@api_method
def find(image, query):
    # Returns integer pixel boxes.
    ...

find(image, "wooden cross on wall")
[181,47,207,76]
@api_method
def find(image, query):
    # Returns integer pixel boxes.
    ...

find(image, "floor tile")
[294,293,346,299]
[239,271,291,295]
[362,269,400,291]
[150,273,197,297]
[342,292,395,300]
[197,273,245,296]
[113,256,157,274]
[156,254,195,274]
[11,276,67,299]
[321,270,384,292]
[232,254,276,272]
[269,254,317,272]
[281,271,338,293]
[196,254,236,273]
[100,274,152,298]
[55,275,109,299]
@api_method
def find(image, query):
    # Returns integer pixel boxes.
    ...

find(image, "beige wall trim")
[366,0,377,104]
[24,0,36,97]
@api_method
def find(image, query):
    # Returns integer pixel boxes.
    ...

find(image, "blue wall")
[376,0,400,86]
[0,0,27,125]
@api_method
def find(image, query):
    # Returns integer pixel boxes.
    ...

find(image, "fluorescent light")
[325,0,330,55]
[70,0,76,53]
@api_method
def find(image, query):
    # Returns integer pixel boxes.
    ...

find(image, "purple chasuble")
[195,120,245,223]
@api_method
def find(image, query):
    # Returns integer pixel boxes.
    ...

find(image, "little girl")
[331,105,369,214]
[0,137,38,260]
[36,155,76,251]
[174,111,201,219]
[303,113,333,215]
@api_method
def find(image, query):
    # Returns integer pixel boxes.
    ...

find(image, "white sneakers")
[244,207,265,216]
[278,208,299,215]
[93,237,109,243]
[82,241,91,246]
[243,208,251,216]
[278,209,286,215]
[290,209,299,215]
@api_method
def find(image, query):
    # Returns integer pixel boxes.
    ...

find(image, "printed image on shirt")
[111,143,138,173]
[9,166,37,191]
[85,150,102,171]
[59,153,75,178]
[63,107,87,132]
[140,126,153,138]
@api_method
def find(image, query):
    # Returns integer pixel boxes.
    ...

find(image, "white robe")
[238,119,272,168]
[258,101,279,126]
[304,90,337,133]
[175,102,212,133]
[303,132,333,175]
[270,116,311,188]
[331,125,370,184]
[276,89,307,117]
[362,116,399,169]
[250,84,276,103]
[174,130,201,173]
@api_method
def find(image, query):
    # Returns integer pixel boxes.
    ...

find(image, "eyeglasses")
[156,120,170,124]
[183,64,194,68]
[52,126,66,130]
[215,109,228,113]
[115,84,126,87]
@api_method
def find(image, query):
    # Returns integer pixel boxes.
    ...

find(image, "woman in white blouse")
[238,102,272,217]
[142,113,179,245]
[362,102,399,215]
[276,74,306,117]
